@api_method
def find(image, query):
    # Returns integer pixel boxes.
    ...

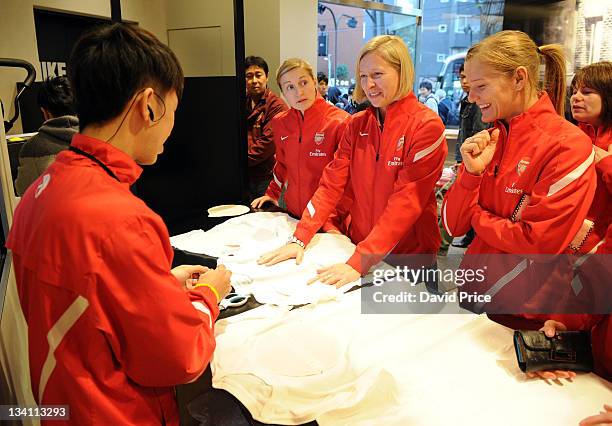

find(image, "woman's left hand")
[308,263,360,288]
[594,145,612,164]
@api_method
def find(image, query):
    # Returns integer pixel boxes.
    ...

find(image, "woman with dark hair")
[569,61,612,254]
[525,62,612,384]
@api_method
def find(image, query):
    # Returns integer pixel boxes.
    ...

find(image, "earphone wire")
[105,88,166,143]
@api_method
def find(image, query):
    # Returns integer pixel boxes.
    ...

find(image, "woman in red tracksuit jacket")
[259,35,447,287]
[441,30,597,319]
[524,62,612,384]
[251,57,349,231]
[569,61,612,254]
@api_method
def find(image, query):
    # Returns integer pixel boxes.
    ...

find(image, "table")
[176,212,612,425]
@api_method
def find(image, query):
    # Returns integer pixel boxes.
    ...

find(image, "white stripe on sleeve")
[547,149,594,196]
[192,301,213,328]
[307,201,315,217]
[413,132,445,162]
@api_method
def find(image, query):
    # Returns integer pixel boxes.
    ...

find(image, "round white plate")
[207,204,250,218]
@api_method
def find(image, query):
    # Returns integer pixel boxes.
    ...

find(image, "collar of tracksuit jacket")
[68,133,142,185]
[285,93,328,124]
[578,122,612,150]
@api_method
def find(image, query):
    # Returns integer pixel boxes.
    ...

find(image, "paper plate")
[207,204,250,217]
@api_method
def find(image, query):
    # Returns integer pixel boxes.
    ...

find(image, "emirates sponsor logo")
[396,135,405,151]
[516,158,530,176]
[504,182,523,195]
[314,132,325,144]
[310,148,327,157]
[387,156,404,167]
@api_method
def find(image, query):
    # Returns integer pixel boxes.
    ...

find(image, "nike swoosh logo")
[280,136,288,140]
[359,132,368,136]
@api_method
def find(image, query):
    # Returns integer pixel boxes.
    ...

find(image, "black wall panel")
[136,76,246,235]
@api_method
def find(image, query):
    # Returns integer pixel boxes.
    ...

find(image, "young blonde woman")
[258,35,447,287]
[251,58,349,231]
[441,30,597,321]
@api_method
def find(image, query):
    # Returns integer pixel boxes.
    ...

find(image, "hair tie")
[536,46,542,55]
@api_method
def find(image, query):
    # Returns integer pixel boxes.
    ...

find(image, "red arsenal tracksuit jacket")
[293,92,447,274]
[266,96,349,221]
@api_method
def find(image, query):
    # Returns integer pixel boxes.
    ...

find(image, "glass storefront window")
[317,1,418,92]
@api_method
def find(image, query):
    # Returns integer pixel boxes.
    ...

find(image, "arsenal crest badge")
[516,158,530,176]
[396,135,405,151]
[314,132,325,145]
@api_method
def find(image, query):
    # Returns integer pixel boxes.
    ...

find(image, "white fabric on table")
[170,213,387,306]
[213,299,400,425]
[213,289,612,425]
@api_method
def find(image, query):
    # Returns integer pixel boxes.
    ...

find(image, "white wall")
[244,0,282,93]
[280,0,317,76]
[165,0,236,77]
[0,0,166,134]
[244,0,317,94]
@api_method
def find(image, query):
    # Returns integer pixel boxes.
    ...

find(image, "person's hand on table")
[460,128,499,175]
[580,404,612,426]
[307,263,360,288]
[171,265,209,289]
[251,195,278,209]
[194,264,232,301]
[526,319,577,380]
[258,243,304,266]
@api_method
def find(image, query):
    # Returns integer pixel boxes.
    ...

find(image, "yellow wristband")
[193,283,220,303]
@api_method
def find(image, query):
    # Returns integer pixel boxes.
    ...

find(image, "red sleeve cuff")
[346,252,366,275]
[264,186,279,201]
[188,287,220,322]
[293,227,315,247]
[346,250,380,276]
[457,169,483,190]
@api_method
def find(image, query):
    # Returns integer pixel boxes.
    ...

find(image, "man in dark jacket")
[245,56,287,200]
[15,76,79,195]
[455,64,489,163]
[439,64,489,254]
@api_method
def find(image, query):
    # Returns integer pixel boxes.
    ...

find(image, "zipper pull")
[494,165,499,177]
[376,152,380,162]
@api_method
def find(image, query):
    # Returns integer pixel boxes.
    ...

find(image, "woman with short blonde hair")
[352,35,414,105]
[259,35,447,289]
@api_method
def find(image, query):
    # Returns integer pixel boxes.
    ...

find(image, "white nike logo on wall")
[359,132,368,136]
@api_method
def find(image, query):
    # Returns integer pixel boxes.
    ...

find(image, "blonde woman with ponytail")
[441,31,597,323]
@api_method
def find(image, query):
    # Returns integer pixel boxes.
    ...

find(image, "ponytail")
[539,44,566,116]
[466,31,567,118]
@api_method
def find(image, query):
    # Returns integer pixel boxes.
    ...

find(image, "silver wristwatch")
[288,236,306,249]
